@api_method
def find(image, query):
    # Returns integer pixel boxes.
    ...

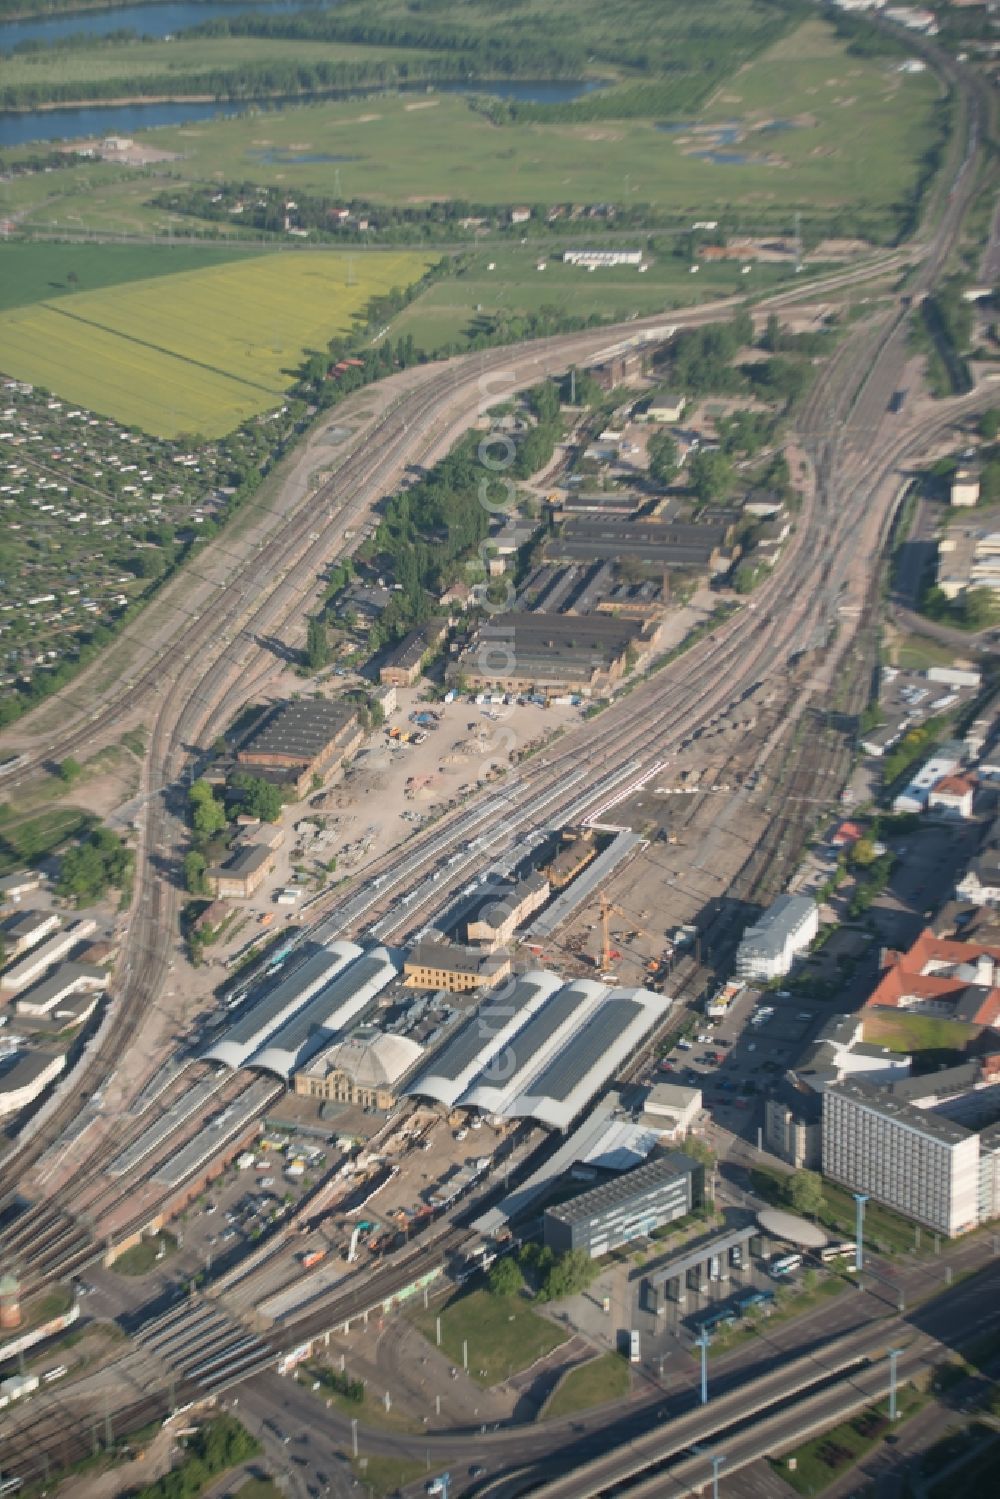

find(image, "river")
[0,77,601,150]
[0,1,308,51]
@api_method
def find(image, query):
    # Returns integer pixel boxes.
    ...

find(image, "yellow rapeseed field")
[0,251,432,437]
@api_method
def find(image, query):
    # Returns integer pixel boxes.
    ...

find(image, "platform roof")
[249,948,398,1079]
[460,979,607,1114]
[404,970,562,1108]
[203,940,360,1070]
[506,988,671,1131]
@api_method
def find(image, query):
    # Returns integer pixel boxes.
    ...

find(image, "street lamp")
[692,1445,726,1499]
[695,1326,712,1405]
[854,1193,868,1274]
[887,1348,903,1422]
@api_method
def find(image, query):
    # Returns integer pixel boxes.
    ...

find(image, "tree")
[849,837,877,868]
[305,616,330,671]
[537,1249,599,1303]
[189,779,227,837]
[980,409,1000,441]
[733,561,765,594]
[688,448,734,504]
[960,587,999,630]
[184,850,208,895]
[232,774,284,823]
[647,431,679,488]
[789,1169,825,1220]
[57,826,133,905]
[761,312,782,352]
[58,756,82,786]
[487,1256,524,1297]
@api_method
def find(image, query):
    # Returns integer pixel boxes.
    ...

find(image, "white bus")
[629,1329,641,1364]
[769,1252,802,1278]
[819,1242,855,1266]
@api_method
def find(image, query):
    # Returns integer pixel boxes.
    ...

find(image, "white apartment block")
[735,893,818,981]
[822,1081,981,1237]
[979,1123,1000,1224]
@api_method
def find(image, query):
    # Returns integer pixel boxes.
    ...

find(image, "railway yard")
[1,14,1000,1499]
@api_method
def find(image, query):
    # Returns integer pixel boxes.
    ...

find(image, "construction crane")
[598,893,663,972]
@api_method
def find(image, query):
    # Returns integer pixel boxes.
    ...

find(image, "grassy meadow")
[135,27,936,220]
[1,20,940,243]
[392,244,802,355]
[0,250,431,435]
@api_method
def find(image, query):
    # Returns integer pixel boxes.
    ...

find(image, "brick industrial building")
[451,612,650,697]
[379,622,447,688]
[236,698,363,796]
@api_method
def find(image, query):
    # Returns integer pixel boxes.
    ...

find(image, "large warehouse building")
[235,698,363,795]
[450,613,651,697]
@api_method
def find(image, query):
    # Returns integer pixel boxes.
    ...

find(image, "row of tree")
[0,55,454,109]
[487,1244,599,1303]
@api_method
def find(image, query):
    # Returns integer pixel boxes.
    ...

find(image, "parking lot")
[638,985,819,1142]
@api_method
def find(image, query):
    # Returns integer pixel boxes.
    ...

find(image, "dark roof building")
[235,697,362,796]
[379,622,447,688]
[238,698,358,771]
[543,1151,702,1257]
[206,843,276,900]
[452,611,648,696]
[546,516,730,570]
[552,490,642,519]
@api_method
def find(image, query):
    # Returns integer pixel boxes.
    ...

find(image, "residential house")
[927,774,975,820]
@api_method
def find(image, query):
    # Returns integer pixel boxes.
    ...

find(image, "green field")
[542,1353,631,1418]
[0,805,95,876]
[350,1455,426,1498]
[0,19,938,245]
[890,633,962,671]
[131,26,934,217]
[0,242,263,313]
[393,244,802,355]
[0,249,431,435]
[775,1391,925,1496]
[862,1010,980,1054]
[411,1289,567,1386]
